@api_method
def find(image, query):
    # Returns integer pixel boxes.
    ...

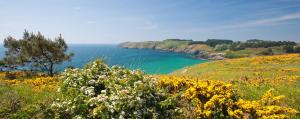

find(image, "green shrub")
[0,84,56,118]
[0,90,21,117]
[51,59,180,118]
[258,48,273,55]
[214,44,230,51]
[5,72,17,80]
[225,52,244,59]
[293,45,300,53]
[282,45,294,53]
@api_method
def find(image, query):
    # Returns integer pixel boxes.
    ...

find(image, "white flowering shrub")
[51,60,180,119]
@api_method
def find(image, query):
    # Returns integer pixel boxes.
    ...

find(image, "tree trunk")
[49,63,54,77]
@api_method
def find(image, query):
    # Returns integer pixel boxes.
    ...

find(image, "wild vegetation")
[1,30,73,76]
[120,39,300,59]
[0,55,299,118]
[173,54,300,113]
[157,75,298,118]
[0,73,58,118]
[51,60,181,118]
[0,32,299,118]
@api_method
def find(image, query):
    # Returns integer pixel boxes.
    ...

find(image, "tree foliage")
[229,39,297,51]
[214,44,230,51]
[205,39,233,47]
[2,30,73,76]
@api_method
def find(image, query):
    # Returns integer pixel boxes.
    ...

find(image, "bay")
[0,44,207,74]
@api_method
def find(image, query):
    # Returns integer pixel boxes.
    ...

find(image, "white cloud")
[235,13,300,27]
[187,13,300,33]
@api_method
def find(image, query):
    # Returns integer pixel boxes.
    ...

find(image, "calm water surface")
[0,44,208,74]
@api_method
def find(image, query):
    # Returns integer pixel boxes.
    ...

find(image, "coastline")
[119,41,225,60]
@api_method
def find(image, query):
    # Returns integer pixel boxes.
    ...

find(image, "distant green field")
[224,47,287,58]
[157,40,189,49]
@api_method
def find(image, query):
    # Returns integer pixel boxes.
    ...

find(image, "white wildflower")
[101,90,107,94]
[84,87,95,96]
[88,80,96,85]
[121,111,125,115]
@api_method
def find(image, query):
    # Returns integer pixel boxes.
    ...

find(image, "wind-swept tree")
[3,30,73,76]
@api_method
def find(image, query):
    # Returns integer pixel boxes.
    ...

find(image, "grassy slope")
[121,40,216,53]
[1,54,299,117]
[156,40,217,54]
[189,44,215,52]
[156,40,190,50]
[224,47,286,58]
[172,54,300,111]
[122,40,290,59]
[0,73,59,118]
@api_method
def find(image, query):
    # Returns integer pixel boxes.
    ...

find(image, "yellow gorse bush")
[156,75,298,118]
[232,90,298,119]
[23,77,59,92]
[0,73,59,92]
[249,54,300,65]
[219,54,300,66]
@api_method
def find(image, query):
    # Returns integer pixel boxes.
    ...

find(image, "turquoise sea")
[0,44,207,74]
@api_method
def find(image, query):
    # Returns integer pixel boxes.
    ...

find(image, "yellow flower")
[156,75,298,118]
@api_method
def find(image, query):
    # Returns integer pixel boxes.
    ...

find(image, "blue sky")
[0,0,300,44]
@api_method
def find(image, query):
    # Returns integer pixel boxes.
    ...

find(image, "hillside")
[120,39,300,60]
[1,55,299,118]
[119,39,223,60]
[171,54,300,111]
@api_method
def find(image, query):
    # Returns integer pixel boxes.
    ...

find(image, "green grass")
[224,48,267,58]
[0,82,57,118]
[224,47,287,59]
[157,40,190,50]
[172,54,300,112]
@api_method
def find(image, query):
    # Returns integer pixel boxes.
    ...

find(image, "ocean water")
[0,44,207,74]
